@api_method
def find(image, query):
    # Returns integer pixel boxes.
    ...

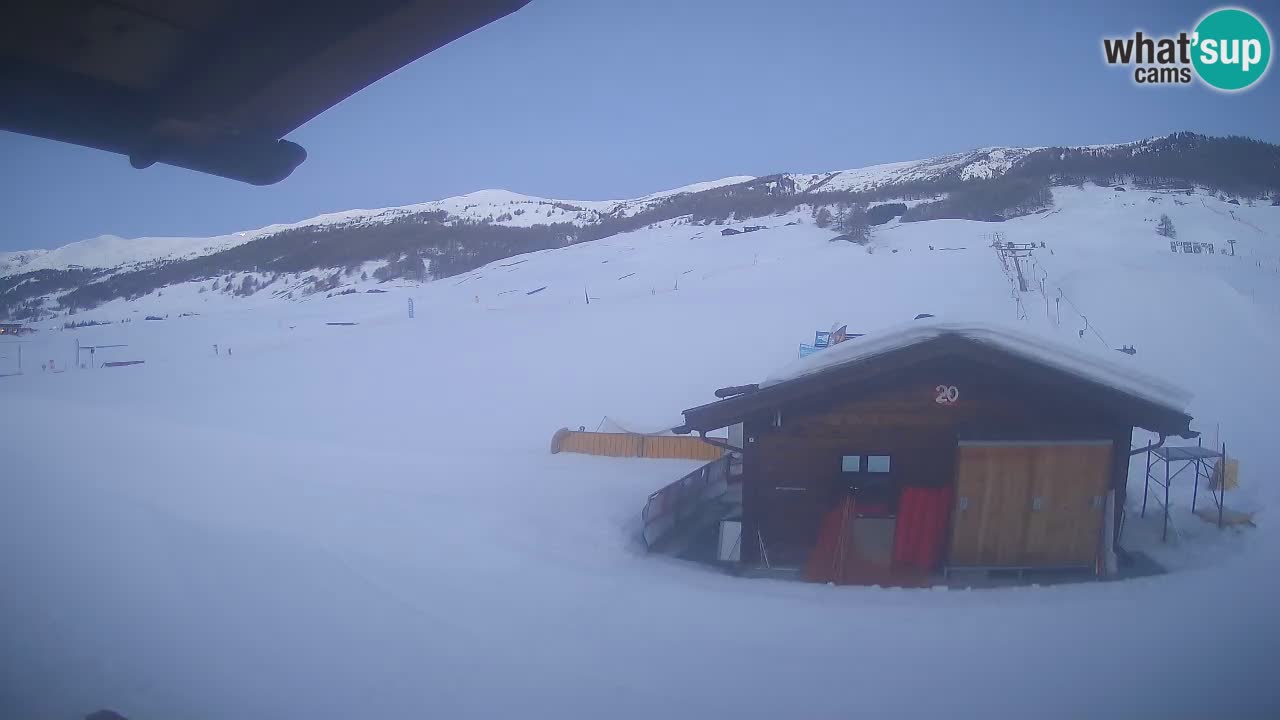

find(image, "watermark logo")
[1103,7,1271,91]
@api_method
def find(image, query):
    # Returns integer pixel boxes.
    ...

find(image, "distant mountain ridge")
[3,132,1278,320]
[0,179,755,277]
[0,148,1039,277]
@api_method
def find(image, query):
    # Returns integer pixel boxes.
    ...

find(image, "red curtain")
[892,485,954,571]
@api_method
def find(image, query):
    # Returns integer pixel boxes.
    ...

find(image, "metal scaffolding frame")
[1141,439,1227,542]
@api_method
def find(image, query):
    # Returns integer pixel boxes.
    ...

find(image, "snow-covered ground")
[3,185,1279,718]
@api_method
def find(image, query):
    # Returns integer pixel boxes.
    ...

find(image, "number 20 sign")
[935,385,960,405]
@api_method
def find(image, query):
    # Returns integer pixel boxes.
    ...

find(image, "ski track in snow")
[2,186,1280,719]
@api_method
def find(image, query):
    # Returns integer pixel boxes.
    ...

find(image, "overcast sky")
[1,0,1277,251]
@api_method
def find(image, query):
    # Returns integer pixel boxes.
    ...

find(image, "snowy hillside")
[0,232,263,276]
[6,133,1279,330]
[0,137,1212,278]
[0,248,49,275]
[793,146,1039,193]
[0,179,755,277]
[0,146,1043,278]
[3,183,1279,718]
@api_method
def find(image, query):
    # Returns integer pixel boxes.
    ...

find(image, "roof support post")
[1141,443,1154,518]
[1163,456,1171,542]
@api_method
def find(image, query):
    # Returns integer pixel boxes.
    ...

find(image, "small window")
[841,455,862,472]
[866,455,891,473]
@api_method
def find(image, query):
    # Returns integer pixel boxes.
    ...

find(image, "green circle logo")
[1192,8,1271,91]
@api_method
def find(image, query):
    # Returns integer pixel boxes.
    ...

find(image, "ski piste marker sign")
[1102,7,1271,92]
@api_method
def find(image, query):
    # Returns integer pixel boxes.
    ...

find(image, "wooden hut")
[673,322,1194,584]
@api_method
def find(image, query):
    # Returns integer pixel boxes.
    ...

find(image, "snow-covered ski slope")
[3,186,1280,719]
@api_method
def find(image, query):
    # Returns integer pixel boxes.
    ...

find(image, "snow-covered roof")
[761,320,1192,413]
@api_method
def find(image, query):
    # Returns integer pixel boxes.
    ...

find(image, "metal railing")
[641,454,731,550]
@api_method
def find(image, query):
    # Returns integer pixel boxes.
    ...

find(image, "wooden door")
[950,445,1033,566]
[1022,444,1112,566]
[950,442,1112,568]
[756,452,829,566]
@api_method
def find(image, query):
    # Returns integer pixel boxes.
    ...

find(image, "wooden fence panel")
[641,435,725,461]
[551,429,723,461]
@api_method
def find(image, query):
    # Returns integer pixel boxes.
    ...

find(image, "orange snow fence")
[550,428,724,461]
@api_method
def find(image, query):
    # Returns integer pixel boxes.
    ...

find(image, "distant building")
[0,323,34,336]
[743,225,765,233]
[720,228,741,236]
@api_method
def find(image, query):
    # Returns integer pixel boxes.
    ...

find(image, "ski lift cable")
[1026,252,1110,348]
[995,237,1113,349]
